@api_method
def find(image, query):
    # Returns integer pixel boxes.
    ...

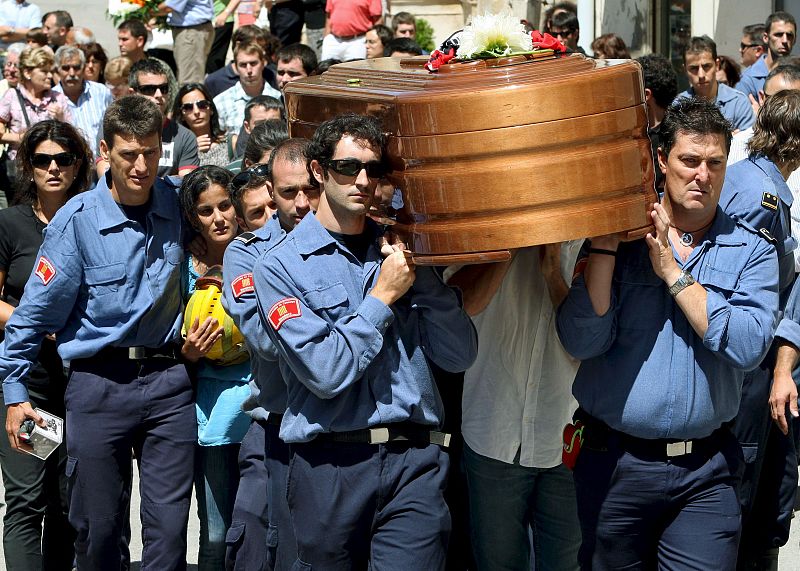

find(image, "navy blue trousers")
[264,421,295,571]
[225,420,268,571]
[573,428,743,570]
[66,358,195,570]
[287,439,451,570]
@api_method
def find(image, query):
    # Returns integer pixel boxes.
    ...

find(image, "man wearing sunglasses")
[0,95,196,568]
[222,138,320,570]
[253,113,477,569]
[740,24,766,68]
[96,58,199,179]
[737,11,797,101]
[52,45,113,159]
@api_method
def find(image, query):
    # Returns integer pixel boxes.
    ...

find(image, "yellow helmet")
[183,266,248,365]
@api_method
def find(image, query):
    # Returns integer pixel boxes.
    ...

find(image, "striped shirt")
[213,81,281,135]
[54,80,114,159]
[0,85,73,159]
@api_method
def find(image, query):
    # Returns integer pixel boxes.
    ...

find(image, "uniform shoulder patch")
[231,273,255,298]
[234,232,258,244]
[268,297,301,330]
[761,192,779,211]
[759,228,777,244]
[34,256,56,285]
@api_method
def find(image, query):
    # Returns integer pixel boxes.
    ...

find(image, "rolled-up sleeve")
[776,276,800,348]
[556,273,617,361]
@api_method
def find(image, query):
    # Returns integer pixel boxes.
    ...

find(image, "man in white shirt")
[0,0,41,52]
[448,244,582,571]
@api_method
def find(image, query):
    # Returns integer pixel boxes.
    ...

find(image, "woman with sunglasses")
[179,166,252,569]
[0,48,71,170]
[175,83,233,168]
[0,119,91,569]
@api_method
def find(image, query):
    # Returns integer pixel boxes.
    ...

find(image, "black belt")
[575,409,729,459]
[90,345,181,363]
[311,423,451,447]
[266,413,283,426]
[333,32,365,41]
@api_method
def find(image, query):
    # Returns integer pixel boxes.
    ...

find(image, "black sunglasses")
[136,83,169,96]
[326,159,387,179]
[60,63,83,72]
[31,152,77,168]
[232,163,271,190]
[181,100,211,113]
[740,42,761,50]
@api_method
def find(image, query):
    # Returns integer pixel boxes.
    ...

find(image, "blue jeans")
[195,443,241,571]
[462,443,580,571]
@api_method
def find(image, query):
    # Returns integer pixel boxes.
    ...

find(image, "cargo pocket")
[224,521,245,567]
[737,443,759,511]
[290,559,312,571]
[84,262,129,322]
[304,282,349,322]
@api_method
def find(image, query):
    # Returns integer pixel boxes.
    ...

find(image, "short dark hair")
[244,119,289,166]
[276,43,318,75]
[244,95,284,123]
[312,59,341,75]
[118,18,148,39]
[174,83,225,139]
[550,10,579,32]
[179,165,234,229]
[370,24,393,47]
[44,10,73,29]
[81,42,108,82]
[766,11,797,35]
[267,137,318,189]
[683,35,717,61]
[766,63,800,86]
[391,12,416,31]
[129,57,176,107]
[637,54,679,110]
[591,33,630,59]
[103,95,163,150]
[384,38,423,57]
[659,97,732,159]
[14,120,92,206]
[307,113,387,170]
[742,23,766,47]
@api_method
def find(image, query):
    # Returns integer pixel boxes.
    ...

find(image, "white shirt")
[728,127,800,271]
[455,244,581,468]
[213,80,281,135]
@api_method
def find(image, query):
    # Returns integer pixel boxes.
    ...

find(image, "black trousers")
[206,22,234,75]
[268,0,304,47]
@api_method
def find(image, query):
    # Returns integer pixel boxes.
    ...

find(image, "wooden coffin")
[284,53,656,264]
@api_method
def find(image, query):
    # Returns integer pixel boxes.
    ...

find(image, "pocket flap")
[702,267,738,292]
[225,521,245,545]
[267,523,279,547]
[304,283,348,310]
[85,262,125,285]
[65,455,77,477]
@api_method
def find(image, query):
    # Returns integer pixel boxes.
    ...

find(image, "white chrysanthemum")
[108,0,141,17]
[457,12,533,59]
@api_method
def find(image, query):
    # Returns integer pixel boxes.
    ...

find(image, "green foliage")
[416,18,436,52]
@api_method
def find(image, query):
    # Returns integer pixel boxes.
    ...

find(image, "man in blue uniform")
[557,98,779,569]
[737,12,797,101]
[0,96,196,568]
[253,113,478,569]
[720,90,800,569]
[677,35,755,132]
[222,138,320,571]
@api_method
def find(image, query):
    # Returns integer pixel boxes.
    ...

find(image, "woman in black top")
[0,120,91,569]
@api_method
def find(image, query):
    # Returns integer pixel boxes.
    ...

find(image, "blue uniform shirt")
[736,55,769,101]
[720,154,796,302]
[677,83,756,131]
[222,215,286,421]
[165,0,214,27]
[0,174,185,405]
[253,214,478,443]
[557,210,778,440]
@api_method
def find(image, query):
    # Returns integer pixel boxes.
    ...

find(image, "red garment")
[325,0,381,37]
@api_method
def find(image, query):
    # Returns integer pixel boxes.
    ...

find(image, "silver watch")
[668,270,695,297]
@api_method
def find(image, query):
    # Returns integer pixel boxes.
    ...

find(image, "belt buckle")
[666,440,693,457]
[368,427,390,444]
[128,347,146,360]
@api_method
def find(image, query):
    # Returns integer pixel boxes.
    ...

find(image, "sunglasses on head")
[180,100,211,113]
[31,152,77,168]
[232,163,271,190]
[136,83,169,96]
[326,158,387,179]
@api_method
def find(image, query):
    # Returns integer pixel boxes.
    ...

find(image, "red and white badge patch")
[268,297,301,330]
[231,273,255,299]
[34,256,56,285]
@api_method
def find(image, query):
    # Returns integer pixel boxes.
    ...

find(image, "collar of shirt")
[292,212,380,257]
[17,84,58,108]
[714,82,742,105]
[94,172,177,231]
[54,79,90,105]
[681,207,746,269]
[750,153,794,206]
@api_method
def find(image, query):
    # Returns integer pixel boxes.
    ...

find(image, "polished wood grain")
[285,54,656,264]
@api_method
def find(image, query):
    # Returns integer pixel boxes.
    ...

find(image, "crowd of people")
[0,0,800,569]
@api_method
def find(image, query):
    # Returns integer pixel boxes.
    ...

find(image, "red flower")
[531,30,566,52]
[425,48,456,72]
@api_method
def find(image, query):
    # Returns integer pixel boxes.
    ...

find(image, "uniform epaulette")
[234,232,259,244]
